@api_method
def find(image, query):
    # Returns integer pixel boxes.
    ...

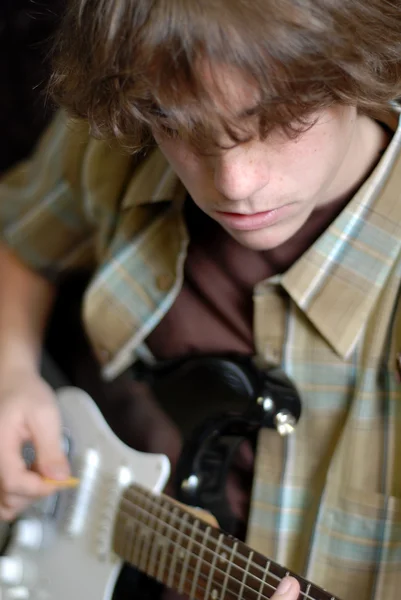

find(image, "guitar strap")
[131,353,302,535]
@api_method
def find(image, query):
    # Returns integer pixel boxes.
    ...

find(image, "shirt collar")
[281,109,401,358]
[121,110,401,359]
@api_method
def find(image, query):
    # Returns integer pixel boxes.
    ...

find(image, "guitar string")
[122,489,330,600]
[120,492,329,600]
[123,487,330,600]
[119,505,290,600]
[119,503,321,600]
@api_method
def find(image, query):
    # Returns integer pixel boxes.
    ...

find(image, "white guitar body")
[0,387,171,600]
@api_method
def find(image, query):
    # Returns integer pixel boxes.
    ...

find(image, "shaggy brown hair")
[49,0,401,152]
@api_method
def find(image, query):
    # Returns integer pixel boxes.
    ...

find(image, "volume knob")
[0,557,36,588]
[0,557,23,586]
[14,519,43,550]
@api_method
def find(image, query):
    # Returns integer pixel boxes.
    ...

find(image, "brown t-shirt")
[146,197,272,358]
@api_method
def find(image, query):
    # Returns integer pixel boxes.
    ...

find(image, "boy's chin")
[224,224,294,251]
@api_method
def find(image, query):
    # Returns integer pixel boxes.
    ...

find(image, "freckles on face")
[262,105,358,205]
[153,104,359,250]
[155,106,356,204]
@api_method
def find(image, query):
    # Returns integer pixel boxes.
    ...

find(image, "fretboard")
[112,484,340,600]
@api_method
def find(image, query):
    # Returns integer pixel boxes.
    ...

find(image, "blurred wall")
[0,0,63,540]
[0,0,62,174]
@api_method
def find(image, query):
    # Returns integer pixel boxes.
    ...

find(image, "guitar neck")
[112,484,339,600]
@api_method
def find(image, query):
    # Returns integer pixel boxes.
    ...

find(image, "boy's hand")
[0,368,70,520]
[271,577,300,599]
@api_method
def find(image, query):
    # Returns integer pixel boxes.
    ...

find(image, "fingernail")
[276,577,293,595]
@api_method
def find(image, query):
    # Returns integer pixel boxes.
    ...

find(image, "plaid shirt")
[2,108,401,599]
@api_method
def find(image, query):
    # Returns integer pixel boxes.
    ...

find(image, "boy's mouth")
[215,204,294,231]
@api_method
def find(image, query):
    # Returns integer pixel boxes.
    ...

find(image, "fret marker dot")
[219,553,227,563]
[211,590,218,600]
[179,550,185,561]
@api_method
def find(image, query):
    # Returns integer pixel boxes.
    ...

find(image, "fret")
[305,584,312,599]
[204,532,225,600]
[257,560,271,600]
[167,510,190,590]
[161,504,179,585]
[130,516,142,568]
[138,492,154,573]
[138,526,152,573]
[157,537,170,582]
[190,525,211,600]
[115,512,128,559]
[221,541,238,600]
[148,500,169,580]
[238,551,254,600]
[131,492,148,568]
[123,515,137,567]
[178,518,200,594]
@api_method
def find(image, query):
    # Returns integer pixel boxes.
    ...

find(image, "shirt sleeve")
[0,110,96,280]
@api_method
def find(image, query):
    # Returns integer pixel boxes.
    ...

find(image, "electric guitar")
[0,387,339,600]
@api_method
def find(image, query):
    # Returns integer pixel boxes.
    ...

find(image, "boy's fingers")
[273,577,300,599]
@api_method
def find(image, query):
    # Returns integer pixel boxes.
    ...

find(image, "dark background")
[0,0,63,175]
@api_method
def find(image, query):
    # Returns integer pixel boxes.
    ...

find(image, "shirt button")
[395,352,401,383]
[156,273,174,291]
[98,348,110,362]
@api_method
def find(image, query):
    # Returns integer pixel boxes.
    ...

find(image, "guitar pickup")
[23,428,73,519]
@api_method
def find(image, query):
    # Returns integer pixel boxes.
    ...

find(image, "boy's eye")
[159,123,179,137]
[150,110,180,138]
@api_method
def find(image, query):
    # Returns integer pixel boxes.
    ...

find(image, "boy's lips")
[214,203,294,231]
